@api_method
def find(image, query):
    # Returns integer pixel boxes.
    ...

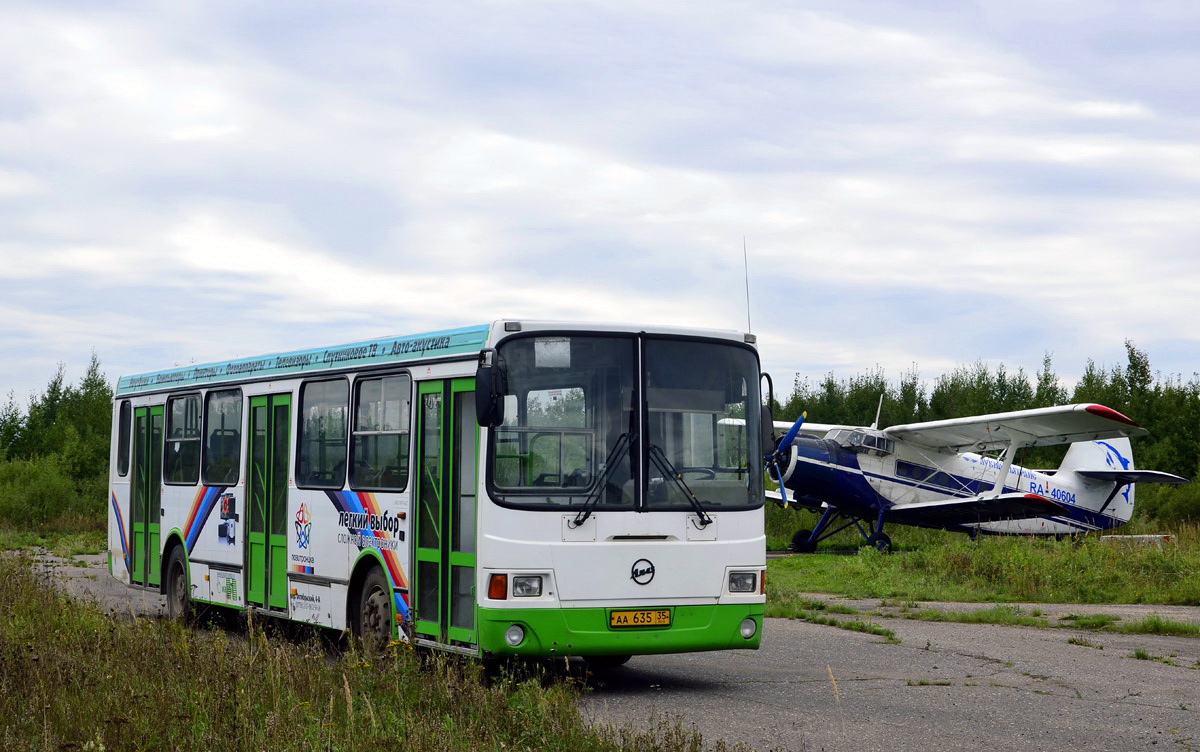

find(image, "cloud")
[0,0,1197,403]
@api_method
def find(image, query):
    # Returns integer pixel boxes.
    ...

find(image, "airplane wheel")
[791,529,816,554]
[866,532,892,553]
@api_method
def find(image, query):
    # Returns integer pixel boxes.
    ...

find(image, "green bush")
[0,454,104,529]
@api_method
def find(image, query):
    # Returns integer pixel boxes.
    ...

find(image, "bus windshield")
[488,334,763,512]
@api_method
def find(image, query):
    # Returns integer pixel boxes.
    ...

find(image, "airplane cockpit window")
[836,430,893,455]
[826,429,852,444]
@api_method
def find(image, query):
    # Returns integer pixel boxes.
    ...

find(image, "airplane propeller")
[765,411,806,508]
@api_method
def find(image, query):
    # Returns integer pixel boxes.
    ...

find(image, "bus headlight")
[512,575,543,597]
[505,624,526,647]
[740,618,758,639]
[728,572,757,593]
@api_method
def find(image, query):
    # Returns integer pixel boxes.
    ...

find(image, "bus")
[107,321,767,661]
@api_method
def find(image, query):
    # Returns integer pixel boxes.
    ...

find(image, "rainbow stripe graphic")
[325,490,411,620]
[183,486,227,552]
[110,491,130,573]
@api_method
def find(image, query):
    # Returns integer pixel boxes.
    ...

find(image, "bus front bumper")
[477,603,763,657]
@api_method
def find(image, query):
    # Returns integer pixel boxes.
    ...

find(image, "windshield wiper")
[648,444,713,528]
[570,432,632,528]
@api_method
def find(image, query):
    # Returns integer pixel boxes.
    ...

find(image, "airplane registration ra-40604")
[763,404,1188,552]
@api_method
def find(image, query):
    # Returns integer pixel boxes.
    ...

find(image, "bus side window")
[351,374,411,491]
[165,394,202,484]
[203,389,242,486]
[117,400,131,477]
[297,379,349,489]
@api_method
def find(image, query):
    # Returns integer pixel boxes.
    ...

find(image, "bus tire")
[356,566,392,654]
[165,547,191,623]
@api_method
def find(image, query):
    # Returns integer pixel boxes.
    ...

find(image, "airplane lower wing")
[765,488,826,512]
[886,493,1066,527]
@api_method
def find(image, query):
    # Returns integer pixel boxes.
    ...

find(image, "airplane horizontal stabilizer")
[887,493,1065,527]
[1075,470,1190,485]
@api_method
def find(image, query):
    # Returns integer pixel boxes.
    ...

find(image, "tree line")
[0,343,1195,530]
[0,353,112,528]
[775,341,1199,522]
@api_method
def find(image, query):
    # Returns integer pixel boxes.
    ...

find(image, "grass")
[0,521,105,557]
[1058,613,1118,630]
[766,591,899,643]
[1130,649,1181,666]
[1115,614,1200,638]
[767,511,1200,606]
[1066,637,1103,649]
[903,605,1050,628]
[905,680,952,687]
[0,555,730,752]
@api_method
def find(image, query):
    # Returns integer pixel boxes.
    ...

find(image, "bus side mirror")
[761,404,776,453]
[760,372,776,453]
[475,349,506,427]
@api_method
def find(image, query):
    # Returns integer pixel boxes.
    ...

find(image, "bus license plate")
[609,609,671,628]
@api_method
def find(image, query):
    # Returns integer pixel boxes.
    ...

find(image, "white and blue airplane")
[764,403,1188,552]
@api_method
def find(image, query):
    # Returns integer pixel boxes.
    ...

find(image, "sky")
[1,0,1198,412]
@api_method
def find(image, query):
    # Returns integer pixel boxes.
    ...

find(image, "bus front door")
[130,405,163,588]
[414,378,478,647]
[247,394,291,610]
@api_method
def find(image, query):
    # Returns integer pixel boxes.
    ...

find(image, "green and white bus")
[108,321,767,660]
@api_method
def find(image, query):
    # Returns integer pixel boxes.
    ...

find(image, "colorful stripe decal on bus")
[183,486,227,552]
[324,490,411,620]
[110,492,130,573]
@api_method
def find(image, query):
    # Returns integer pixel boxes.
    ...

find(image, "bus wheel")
[165,547,190,622]
[357,567,391,654]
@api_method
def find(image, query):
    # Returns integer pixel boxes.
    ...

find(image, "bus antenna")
[743,236,752,333]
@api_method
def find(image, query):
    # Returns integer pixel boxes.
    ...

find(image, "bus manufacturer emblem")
[630,559,655,585]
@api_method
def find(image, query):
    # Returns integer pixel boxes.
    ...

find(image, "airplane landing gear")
[865,532,892,553]
[791,529,816,553]
[785,507,897,554]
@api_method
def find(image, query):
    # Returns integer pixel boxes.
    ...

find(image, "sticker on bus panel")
[609,609,671,628]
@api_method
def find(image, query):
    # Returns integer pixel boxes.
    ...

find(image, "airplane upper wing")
[883,404,1147,451]
[771,421,848,441]
[887,492,1066,527]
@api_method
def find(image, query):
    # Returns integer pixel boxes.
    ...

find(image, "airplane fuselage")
[783,435,1133,535]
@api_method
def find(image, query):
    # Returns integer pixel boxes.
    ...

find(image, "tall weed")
[0,556,721,751]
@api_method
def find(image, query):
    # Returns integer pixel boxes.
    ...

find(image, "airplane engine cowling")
[781,438,880,510]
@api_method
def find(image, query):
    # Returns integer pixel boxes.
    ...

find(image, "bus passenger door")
[413,378,478,647]
[247,394,291,610]
[130,405,163,588]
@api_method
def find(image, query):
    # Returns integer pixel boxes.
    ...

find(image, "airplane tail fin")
[1059,438,1137,521]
